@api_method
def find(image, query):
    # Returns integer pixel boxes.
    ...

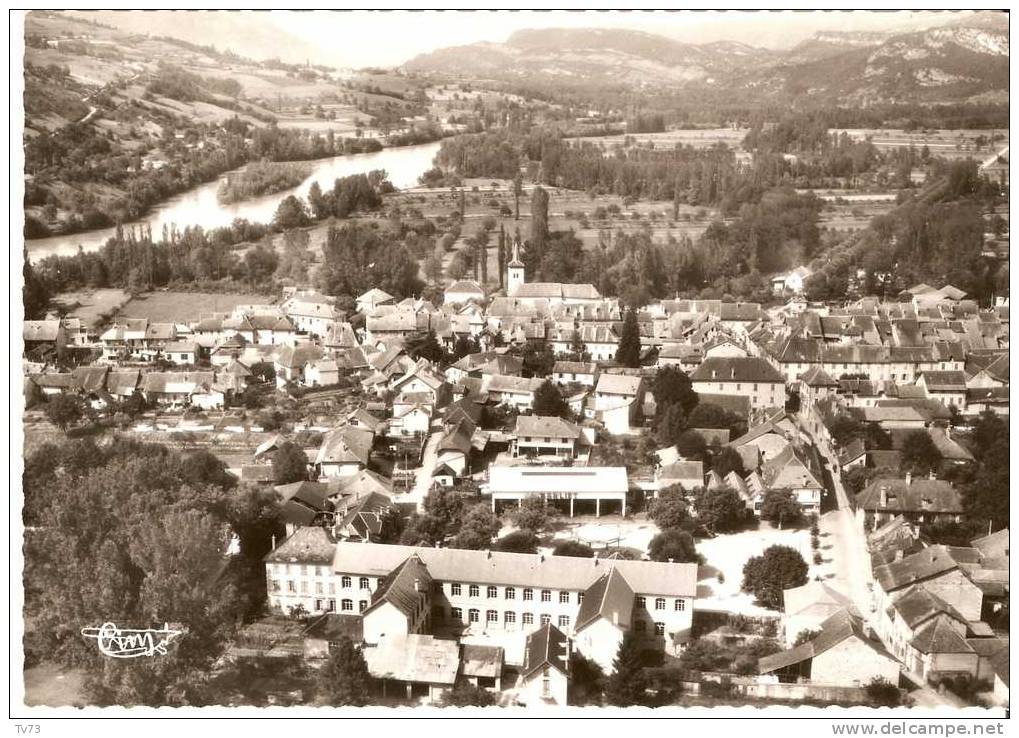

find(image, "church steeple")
[506,235,525,295]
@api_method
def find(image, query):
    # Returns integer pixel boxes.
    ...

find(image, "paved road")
[803,425,876,621]
[405,427,444,513]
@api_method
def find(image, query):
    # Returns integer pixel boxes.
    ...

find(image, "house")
[282,291,343,339]
[798,366,840,412]
[749,445,824,516]
[461,644,504,692]
[690,357,786,411]
[971,529,1009,560]
[552,361,598,388]
[362,554,433,643]
[347,408,386,435]
[916,371,968,411]
[593,374,645,435]
[389,360,451,409]
[882,586,979,682]
[274,344,325,388]
[356,287,395,315]
[161,340,200,366]
[445,351,523,384]
[511,415,586,461]
[302,613,364,660]
[99,318,148,361]
[571,567,634,674]
[443,280,486,306]
[858,405,927,430]
[364,633,460,703]
[965,387,1009,417]
[656,343,703,371]
[874,545,985,629]
[274,479,334,536]
[727,411,798,471]
[856,476,964,529]
[305,359,340,387]
[703,337,748,359]
[436,419,475,478]
[758,609,899,687]
[488,466,627,517]
[227,313,297,346]
[105,369,141,402]
[655,460,704,494]
[316,427,375,478]
[781,581,857,646]
[140,371,218,408]
[771,266,812,296]
[390,402,432,437]
[516,624,570,706]
[24,320,66,355]
[484,374,544,411]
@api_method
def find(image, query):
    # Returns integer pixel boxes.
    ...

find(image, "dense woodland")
[23,438,284,704]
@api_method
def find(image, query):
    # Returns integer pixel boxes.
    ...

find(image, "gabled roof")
[461,644,504,679]
[782,581,855,618]
[972,528,1009,560]
[910,618,974,655]
[695,392,751,418]
[513,415,581,440]
[857,478,962,516]
[595,373,643,396]
[357,287,394,304]
[759,609,888,674]
[575,567,634,632]
[523,623,570,679]
[330,541,697,596]
[71,366,109,393]
[24,320,62,342]
[364,633,459,686]
[264,526,336,564]
[364,554,432,618]
[315,426,374,467]
[800,366,839,387]
[873,545,972,592]
[760,445,823,491]
[690,356,785,384]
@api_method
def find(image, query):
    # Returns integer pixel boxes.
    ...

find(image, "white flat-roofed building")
[488,465,627,517]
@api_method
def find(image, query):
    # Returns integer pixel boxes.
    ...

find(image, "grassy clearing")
[115,290,273,322]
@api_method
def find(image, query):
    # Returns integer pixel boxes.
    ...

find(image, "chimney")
[905,472,912,486]
[880,486,889,507]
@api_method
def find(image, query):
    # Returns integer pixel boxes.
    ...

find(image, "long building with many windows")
[264,530,698,670]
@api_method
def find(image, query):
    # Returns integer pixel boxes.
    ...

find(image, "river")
[26,140,442,259]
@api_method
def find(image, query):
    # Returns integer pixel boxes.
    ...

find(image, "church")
[505,237,602,306]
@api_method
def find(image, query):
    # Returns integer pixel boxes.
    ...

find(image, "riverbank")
[25,140,443,260]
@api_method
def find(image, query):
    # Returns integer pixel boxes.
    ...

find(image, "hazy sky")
[79,9,970,69]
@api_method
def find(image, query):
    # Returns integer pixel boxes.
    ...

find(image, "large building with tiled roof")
[264,539,697,665]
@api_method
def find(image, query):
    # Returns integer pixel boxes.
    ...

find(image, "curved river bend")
[26,141,442,259]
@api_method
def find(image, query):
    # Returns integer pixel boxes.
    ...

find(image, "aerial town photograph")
[11,7,1011,725]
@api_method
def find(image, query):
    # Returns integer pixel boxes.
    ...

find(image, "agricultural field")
[837,128,1009,160]
[114,290,274,322]
[50,287,130,329]
[568,127,750,151]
